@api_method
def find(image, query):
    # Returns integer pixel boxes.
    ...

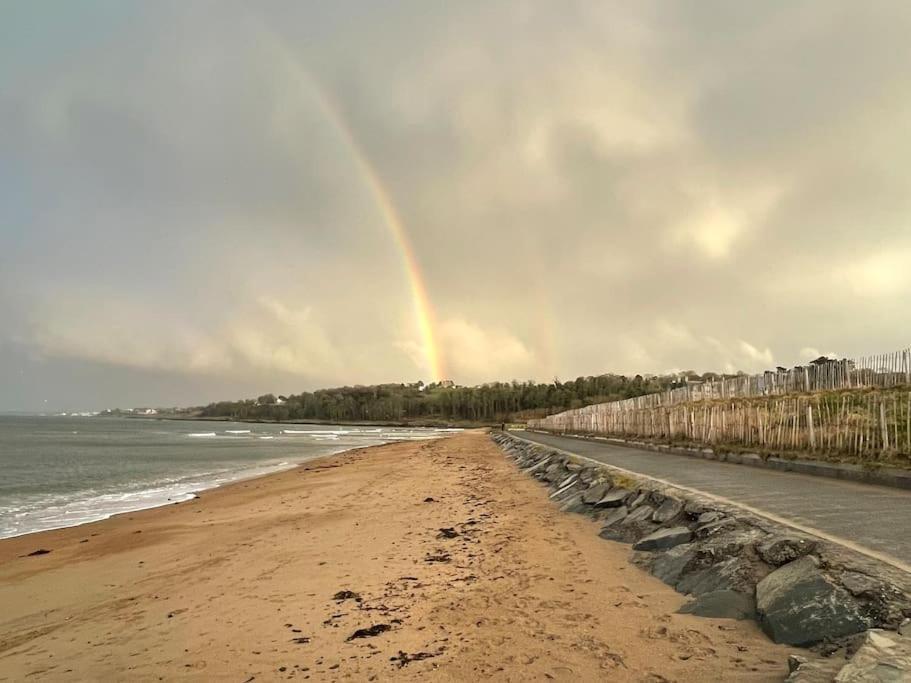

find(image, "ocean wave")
[0,460,303,540]
[188,432,217,437]
[225,429,252,435]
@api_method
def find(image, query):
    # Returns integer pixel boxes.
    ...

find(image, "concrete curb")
[525,430,911,491]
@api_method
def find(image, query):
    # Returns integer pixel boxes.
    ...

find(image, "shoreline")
[0,432,794,680]
[101,414,494,429]
[0,437,427,543]
[0,442,376,549]
[0,458,301,543]
[0,421,458,542]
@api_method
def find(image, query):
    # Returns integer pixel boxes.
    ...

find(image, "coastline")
[0,419,456,542]
[0,432,793,680]
[107,414,492,429]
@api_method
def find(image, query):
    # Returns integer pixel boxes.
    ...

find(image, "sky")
[2,1,911,411]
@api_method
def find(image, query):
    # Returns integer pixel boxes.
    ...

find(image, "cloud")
[4,1,911,409]
[26,294,349,380]
[439,319,536,381]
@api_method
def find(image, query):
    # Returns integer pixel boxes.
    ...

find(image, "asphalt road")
[515,430,911,569]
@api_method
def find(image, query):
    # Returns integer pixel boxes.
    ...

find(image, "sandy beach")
[0,431,794,681]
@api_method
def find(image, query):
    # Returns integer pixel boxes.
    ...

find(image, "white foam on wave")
[188,432,217,437]
[225,430,251,435]
[0,460,304,540]
[258,435,275,440]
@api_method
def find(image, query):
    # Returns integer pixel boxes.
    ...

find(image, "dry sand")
[0,431,796,681]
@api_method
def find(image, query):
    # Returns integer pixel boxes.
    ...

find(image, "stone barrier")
[491,431,911,679]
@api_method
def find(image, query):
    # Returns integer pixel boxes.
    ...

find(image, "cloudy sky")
[2,1,910,411]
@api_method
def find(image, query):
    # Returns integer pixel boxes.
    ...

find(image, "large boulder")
[756,534,817,567]
[697,510,725,525]
[581,483,611,504]
[627,491,649,510]
[559,492,586,513]
[756,556,868,645]
[676,556,762,597]
[555,474,578,490]
[633,526,693,552]
[577,467,598,484]
[784,657,845,682]
[694,529,765,567]
[652,498,685,524]
[834,629,911,682]
[678,590,756,620]
[597,506,629,533]
[595,489,631,508]
[648,543,696,586]
[600,504,658,543]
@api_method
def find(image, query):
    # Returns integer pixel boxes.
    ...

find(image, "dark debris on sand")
[346,624,391,641]
[390,649,443,668]
[332,590,362,603]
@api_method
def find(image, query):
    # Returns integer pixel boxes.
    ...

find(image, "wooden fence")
[528,348,911,460]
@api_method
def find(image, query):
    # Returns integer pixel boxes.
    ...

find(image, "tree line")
[196,373,684,424]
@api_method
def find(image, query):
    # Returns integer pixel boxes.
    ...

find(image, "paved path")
[515,430,911,569]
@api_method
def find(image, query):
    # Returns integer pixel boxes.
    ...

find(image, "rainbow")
[309,89,447,382]
[265,33,446,381]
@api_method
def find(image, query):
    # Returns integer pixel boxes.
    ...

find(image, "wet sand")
[0,431,794,681]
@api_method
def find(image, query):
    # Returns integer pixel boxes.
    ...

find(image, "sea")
[0,415,457,540]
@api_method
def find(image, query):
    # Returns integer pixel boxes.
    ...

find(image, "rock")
[649,543,696,586]
[623,504,656,525]
[697,511,724,525]
[684,500,706,516]
[633,526,693,552]
[678,590,756,620]
[647,491,667,507]
[556,474,578,490]
[839,571,883,598]
[694,529,765,567]
[581,483,611,504]
[565,462,583,472]
[554,480,583,500]
[600,504,658,543]
[676,556,762,597]
[756,556,868,645]
[788,655,808,674]
[595,489,631,508]
[834,629,911,682]
[597,506,628,531]
[756,534,817,567]
[559,493,586,513]
[577,469,592,484]
[784,657,845,682]
[523,458,551,474]
[542,464,566,483]
[900,619,911,637]
[652,498,684,524]
[694,518,739,539]
[627,491,649,510]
